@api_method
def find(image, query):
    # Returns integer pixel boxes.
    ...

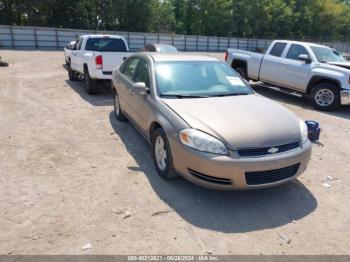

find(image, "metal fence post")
[10,26,15,49]
[237,39,240,49]
[55,28,59,50]
[196,35,199,51]
[144,34,146,47]
[184,35,187,51]
[171,34,174,46]
[218,37,220,52]
[127,31,130,48]
[207,36,209,51]
[227,37,230,49]
[34,29,38,49]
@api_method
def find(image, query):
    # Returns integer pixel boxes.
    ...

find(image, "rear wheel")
[235,67,248,80]
[84,67,98,95]
[152,128,178,180]
[113,88,127,121]
[310,82,340,111]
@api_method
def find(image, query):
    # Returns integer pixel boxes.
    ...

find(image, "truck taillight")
[224,51,228,61]
[95,55,103,69]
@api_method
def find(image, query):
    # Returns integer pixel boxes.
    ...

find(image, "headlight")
[299,119,308,144]
[179,129,228,155]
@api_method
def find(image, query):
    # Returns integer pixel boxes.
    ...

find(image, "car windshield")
[311,46,346,62]
[155,61,253,97]
[157,45,178,52]
[85,38,127,52]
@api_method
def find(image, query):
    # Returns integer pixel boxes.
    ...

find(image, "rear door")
[117,57,140,120]
[259,42,288,84]
[279,44,313,91]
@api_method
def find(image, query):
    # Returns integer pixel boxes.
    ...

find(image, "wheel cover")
[315,88,334,107]
[114,92,120,115]
[155,136,167,171]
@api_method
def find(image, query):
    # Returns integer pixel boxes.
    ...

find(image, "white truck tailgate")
[101,52,129,72]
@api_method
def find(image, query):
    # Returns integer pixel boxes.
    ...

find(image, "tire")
[152,128,178,180]
[310,82,340,111]
[113,88,127,121]
[235,67,248,80]
[83,67,98,95]
[68,64,79,81]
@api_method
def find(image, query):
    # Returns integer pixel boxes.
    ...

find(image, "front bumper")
[340,89,350,105]
[170,137,312,190]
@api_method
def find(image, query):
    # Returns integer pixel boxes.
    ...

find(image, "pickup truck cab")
[68,34,130,94]
[226,40,350,111]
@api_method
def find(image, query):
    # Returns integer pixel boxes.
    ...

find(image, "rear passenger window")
[123,58,140,79]
[269,42,287,57]
[286,44,309,60]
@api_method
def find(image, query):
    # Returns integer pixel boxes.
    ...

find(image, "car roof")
[274,40,331,49]
[140,53,219,62]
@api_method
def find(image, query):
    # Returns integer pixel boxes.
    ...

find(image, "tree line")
[1,0,350,41]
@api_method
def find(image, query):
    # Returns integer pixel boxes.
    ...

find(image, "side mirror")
[298,54,311,63]
[132,82,150,94]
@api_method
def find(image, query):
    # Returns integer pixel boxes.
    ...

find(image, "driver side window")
[286,44,309,60]
[75,38,83,50]
[123,58,140,80]
[134,59,150,88]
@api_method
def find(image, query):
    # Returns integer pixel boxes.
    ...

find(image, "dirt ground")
[0,50,350,255]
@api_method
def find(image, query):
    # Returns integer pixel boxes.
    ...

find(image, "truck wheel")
[310,82,340,111]
[235,67,248,80]
[68,65,79,81]
[152,128,178,180]
[113,88,127,121]
[83,67,98,95]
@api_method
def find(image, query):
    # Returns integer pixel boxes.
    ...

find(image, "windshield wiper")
[161,94,209,98]
[209,93,249,97]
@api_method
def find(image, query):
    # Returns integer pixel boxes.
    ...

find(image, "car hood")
[326,61,350,70]
[162,94,301,149]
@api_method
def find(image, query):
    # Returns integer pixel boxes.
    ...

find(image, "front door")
[130,58,153,134]
[279,44,312,91]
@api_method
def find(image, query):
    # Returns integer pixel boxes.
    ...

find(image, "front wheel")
[68,65,79,81]
[152,128,178,180]
[310,83,340,111]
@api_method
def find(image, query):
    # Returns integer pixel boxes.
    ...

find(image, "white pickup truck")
[68,34,130,94]
[225,40,350,111]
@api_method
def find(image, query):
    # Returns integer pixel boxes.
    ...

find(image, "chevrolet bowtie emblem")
[268,147,279,154]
